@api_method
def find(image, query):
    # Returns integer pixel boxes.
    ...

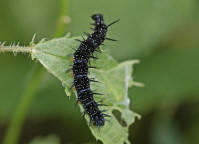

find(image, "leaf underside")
[31,36,140,144]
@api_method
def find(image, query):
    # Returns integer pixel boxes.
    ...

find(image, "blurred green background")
[0,0,199,144]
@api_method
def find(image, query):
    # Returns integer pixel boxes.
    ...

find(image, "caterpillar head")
[92,14,104,24]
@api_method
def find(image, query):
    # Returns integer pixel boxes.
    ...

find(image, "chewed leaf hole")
[112,110,127,127]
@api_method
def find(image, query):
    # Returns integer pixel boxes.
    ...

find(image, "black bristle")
[84,32,90,36]
[81,35,85,41]
[88,66,97,69]
[75,39,83,43]
[107,19,120,27]
[98,103,107,107]
[105,37,117,41]
[90,79,100,83]
[65,68,72,73]
[93,92,104,96]
[89,56,98,59]
[103,113,111,117]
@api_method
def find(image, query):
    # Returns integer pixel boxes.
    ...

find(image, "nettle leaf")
[31,36,140,144]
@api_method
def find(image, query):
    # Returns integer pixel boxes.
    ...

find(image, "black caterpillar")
[72,14,119,126]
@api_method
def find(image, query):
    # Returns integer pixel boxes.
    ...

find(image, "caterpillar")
[72,14,119,126]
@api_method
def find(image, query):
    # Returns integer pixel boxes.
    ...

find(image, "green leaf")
[31,36,140,144]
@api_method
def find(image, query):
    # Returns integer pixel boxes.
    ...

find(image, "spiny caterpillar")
[72,14,119,126]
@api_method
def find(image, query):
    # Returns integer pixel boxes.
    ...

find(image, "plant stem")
[0,46,32,53]
[2,1,68,144]
[2,65,44,144]
[54,0,68,37]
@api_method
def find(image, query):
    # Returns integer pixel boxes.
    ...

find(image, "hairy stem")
[0,46,32,53]
[2,65,44,144]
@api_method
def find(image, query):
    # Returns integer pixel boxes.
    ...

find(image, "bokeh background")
[0,0,199,144]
